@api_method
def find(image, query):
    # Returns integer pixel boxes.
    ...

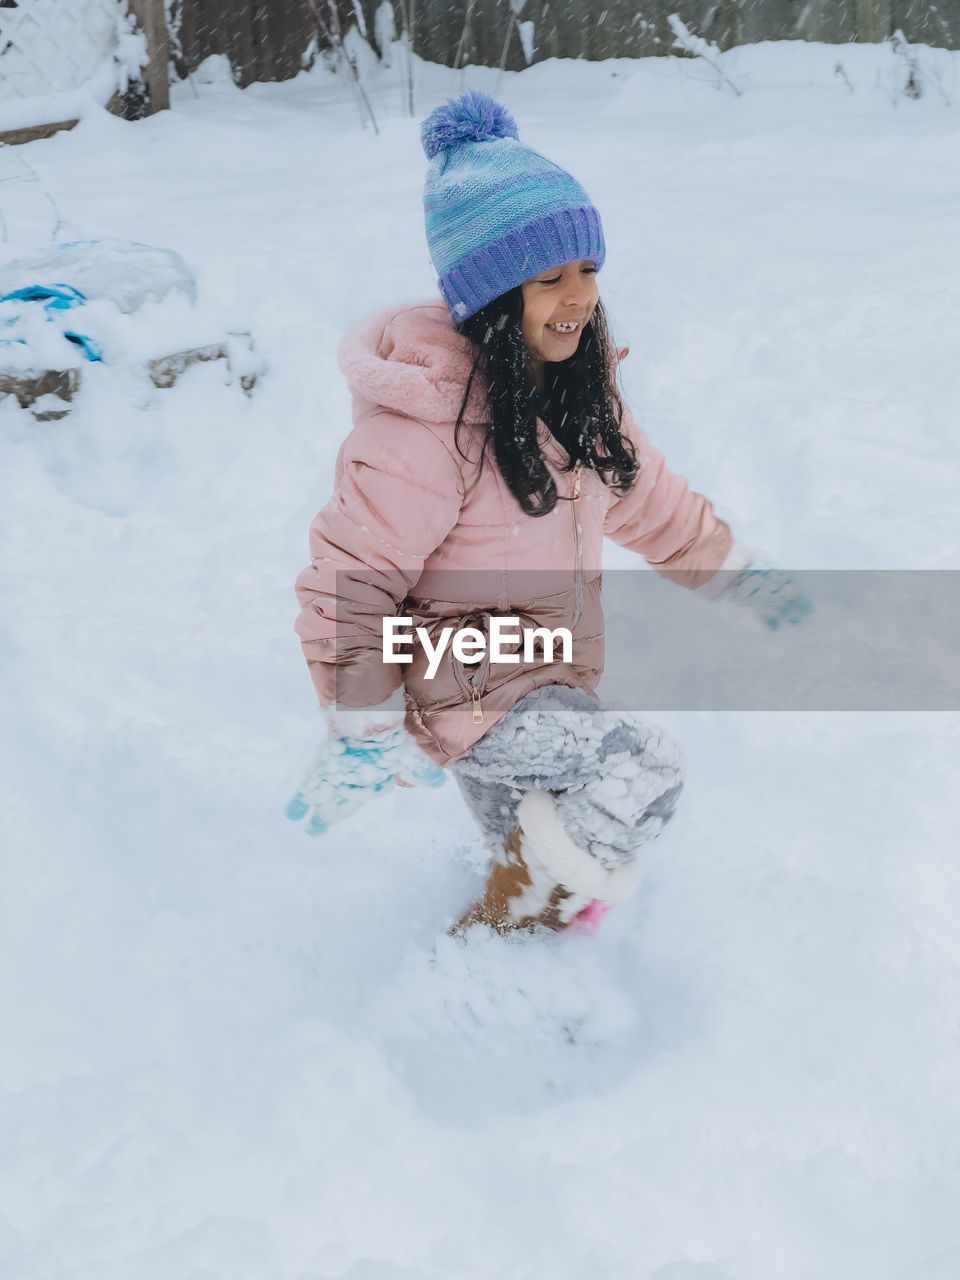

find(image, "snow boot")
[454,789,643,936]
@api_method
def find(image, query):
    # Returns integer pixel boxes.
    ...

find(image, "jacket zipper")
[451,615,492,725]
[572,462,584,626]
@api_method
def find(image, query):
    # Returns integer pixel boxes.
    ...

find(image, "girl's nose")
[563,279,593,307]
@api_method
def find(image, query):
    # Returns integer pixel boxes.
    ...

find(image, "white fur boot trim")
[517,789,643,905]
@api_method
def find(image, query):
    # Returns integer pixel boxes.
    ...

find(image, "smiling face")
[520,259,600,390]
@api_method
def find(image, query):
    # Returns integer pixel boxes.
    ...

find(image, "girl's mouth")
[546,321,582,342]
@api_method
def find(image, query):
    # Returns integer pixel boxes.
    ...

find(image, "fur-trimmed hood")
[336,297,488,426]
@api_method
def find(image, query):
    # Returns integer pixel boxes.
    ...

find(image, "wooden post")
[128,0,170,113]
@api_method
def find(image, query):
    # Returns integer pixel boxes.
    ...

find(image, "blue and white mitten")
[286,715,446,837]
[700,548,813,631]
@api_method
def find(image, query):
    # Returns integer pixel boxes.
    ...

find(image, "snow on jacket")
[294,298,732,765]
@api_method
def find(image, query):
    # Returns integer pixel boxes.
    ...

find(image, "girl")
[292,92,809,935]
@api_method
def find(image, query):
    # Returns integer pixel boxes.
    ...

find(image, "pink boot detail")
[569,899,612,936]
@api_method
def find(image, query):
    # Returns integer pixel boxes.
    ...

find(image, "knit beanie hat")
[420,91,606,323]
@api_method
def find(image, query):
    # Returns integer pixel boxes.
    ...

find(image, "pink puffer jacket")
[295,299,732,765]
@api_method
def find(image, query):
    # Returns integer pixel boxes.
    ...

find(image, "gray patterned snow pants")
[450,685,683,870]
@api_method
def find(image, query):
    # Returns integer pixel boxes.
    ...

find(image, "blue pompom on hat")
[420,91,606,322]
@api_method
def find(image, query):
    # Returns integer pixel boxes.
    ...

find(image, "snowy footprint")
[360,925,641,1123]
[378,927,636,1045]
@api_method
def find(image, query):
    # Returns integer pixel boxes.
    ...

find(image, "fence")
[167,0,960,88]
[4,0,958,117]
[169,0,323,89]
[0,0,168,144]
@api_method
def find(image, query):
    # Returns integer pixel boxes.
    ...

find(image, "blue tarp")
[0,283,103,362]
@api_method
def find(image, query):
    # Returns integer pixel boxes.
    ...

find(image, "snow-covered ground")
[3,39,960,1280]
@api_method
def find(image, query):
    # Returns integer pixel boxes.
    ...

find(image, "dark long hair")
[453,288,639,516]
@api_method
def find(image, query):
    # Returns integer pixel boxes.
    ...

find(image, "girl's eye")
[538,268,596,285]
